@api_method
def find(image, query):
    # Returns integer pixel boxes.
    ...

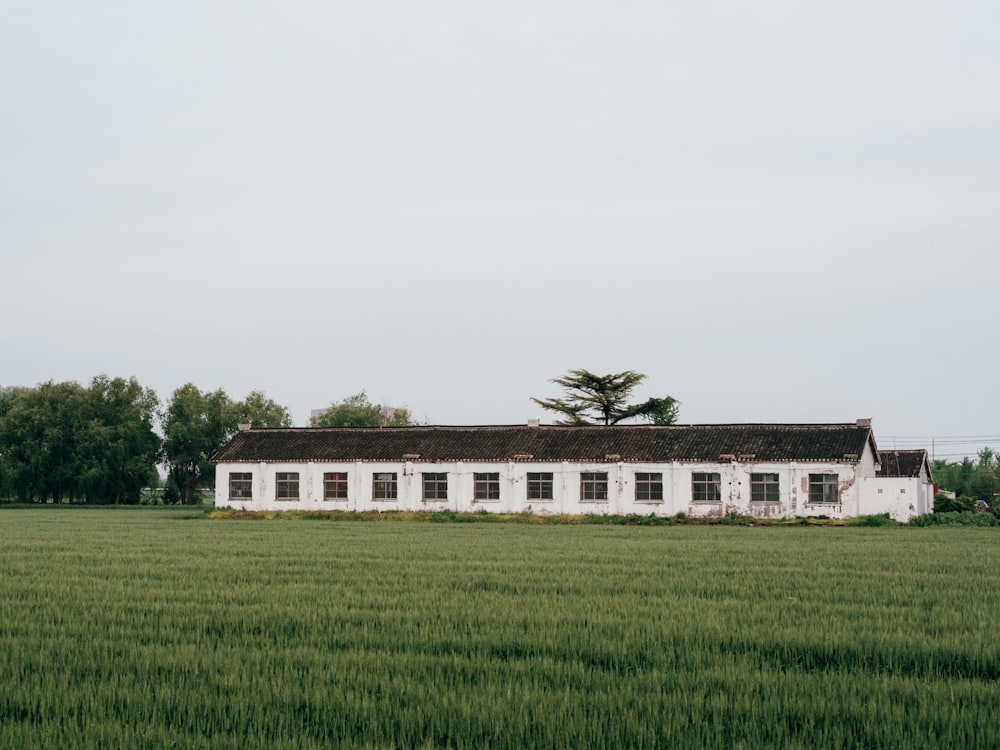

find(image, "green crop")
[0,507,996,748]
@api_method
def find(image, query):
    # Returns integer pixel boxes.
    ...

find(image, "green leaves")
[0,377,160,503]
[531,369,679,426]
[310,391,416,427]
[162,386,291,504]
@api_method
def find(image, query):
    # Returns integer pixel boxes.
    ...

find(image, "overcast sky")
[2,1,998,459]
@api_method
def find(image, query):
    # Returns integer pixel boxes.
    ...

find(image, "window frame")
[275,472,300,501]
[228,472,253,500]
[692,472,722,503]
[634,472,663,503]
[808,473,840,504]
[750,473,780,503]
[422,472,448,501]
[580,472,609,502]
[474,472,501,502]
[323,471,349,501]
[526,472,554,501]
[372,472,398,501]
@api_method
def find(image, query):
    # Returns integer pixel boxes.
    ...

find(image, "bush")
[909,512,998,527]
[848,514,896,527]
[934,494,974,513]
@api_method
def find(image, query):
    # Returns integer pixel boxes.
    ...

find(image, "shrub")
[934,494,974,513]
[909,512,998,527]
[848,513,896,527]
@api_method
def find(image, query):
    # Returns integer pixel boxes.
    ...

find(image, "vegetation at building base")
[209,508,914,526]
[0,506,997,749]
[908,511,998,527]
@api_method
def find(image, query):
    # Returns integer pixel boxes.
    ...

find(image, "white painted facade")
[862,461,935,521]
[214,443,921,519]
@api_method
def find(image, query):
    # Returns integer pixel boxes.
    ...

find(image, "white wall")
[215,453,897,519]
[859,476,932,521]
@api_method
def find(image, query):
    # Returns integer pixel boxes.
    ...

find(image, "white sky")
[2,1,998,459]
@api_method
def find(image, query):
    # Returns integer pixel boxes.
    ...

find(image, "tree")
[933,456,977,498]
[933,448,1000,512]
[531,369,680,426]
[0,381,90,502]
[162,386,293,504]
[162,385,234,504]
[0,386,31,500]
[234,391,293,428]
[80,375,161,504]
[969,448,1000,507]
[310,391,415,427]
[0,378,161,504]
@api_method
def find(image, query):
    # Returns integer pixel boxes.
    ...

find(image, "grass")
[0,506,997,748]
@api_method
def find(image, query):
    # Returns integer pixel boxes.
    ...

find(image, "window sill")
[690,500,722,505]
[635,499,664,504]
[527,498,554,502]
[472,499,501,503]
[275,498,300,502]
[580,499,609,503]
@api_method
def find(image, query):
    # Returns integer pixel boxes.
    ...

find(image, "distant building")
[212,420,932,521]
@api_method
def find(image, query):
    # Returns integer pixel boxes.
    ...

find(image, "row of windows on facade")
[228,471,842,504]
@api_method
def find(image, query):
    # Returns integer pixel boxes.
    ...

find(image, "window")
[373,472,397,501]
[635,472,663,502]
[527,472,553,501]
[750,473,780,503]
[809,474,840,503]
[275,472,299,500]
[422,472,448,501]
[229,472,252,500]
[323,472,348,500]
[474,472,500,501]
[581,472,608,501]
[692,473,721,502]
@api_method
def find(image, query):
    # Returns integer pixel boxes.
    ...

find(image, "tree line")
[0,368,679,505]
[0,377,291,505]
[933,449,1000,512]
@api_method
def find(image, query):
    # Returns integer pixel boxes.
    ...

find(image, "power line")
[877,435,1000,463]
[881,435,1000,441]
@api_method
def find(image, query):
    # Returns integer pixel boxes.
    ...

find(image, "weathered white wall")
[215,447,908,519]
[859,476,933,521]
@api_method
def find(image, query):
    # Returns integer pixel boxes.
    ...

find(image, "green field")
[0,507,997,749]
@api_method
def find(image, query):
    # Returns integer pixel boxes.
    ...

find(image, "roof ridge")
[241,422,865,431]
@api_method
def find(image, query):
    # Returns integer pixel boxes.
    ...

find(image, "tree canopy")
[933,448,1000,511]
[0,377,160,503]
[0,377,294,505]
[310,392,416,428]
[162,385,292,504]
[531,369,679,426]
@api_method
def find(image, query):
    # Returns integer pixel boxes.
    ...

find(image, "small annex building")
[211,419,932,521]
[870,449,935,519]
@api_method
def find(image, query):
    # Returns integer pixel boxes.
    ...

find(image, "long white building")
[211,420,933,521]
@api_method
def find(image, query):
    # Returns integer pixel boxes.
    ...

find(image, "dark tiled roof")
[211,424,877,464]
[876,450,930,478]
